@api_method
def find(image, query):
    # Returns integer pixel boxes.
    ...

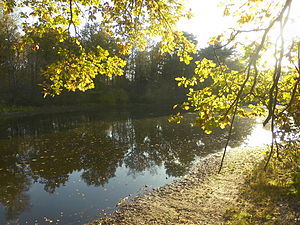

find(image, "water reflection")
[0,110,260,224]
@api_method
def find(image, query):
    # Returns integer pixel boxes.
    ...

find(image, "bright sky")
[177,0,300,49]
[177,0,232,48]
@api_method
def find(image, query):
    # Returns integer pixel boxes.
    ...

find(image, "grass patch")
[224,144,300,224]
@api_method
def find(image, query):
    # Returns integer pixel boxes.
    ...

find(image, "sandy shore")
[89,147,266,225]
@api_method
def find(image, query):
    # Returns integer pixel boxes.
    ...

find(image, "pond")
[0,107,271,225]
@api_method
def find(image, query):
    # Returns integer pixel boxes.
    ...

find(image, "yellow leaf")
[223,7,230,16]
[183,106,190,110]
[204,130,212,134]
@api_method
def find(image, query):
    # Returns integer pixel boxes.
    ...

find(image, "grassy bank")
[0,106,37,114]
[0,103,174,118]
[224,145,300,224]
[0,105,77,118]
[90,146,299,225]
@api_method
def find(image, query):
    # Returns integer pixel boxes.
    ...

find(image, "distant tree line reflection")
[0,112,255,221]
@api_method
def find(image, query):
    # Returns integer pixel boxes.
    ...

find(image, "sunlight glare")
[177,0,234,47]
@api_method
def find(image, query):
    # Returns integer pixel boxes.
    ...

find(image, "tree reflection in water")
[0,110,256,223]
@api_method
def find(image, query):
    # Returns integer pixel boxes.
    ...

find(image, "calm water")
[0,108,271,225]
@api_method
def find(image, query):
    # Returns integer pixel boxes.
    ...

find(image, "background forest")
[0,13,238,109]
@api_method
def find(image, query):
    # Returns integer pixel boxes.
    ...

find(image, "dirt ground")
[89,147,268,225]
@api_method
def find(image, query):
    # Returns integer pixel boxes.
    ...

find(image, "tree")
[198,44,242,70]
[173,0,300,171]
[2,0,196,96]
[0,12,21,104]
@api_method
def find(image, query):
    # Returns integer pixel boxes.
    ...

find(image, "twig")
[218,99,239,173]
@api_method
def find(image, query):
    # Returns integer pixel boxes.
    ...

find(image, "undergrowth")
[0,106,36,113]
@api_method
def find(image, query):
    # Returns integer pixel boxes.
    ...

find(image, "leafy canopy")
[171,0,300,170]
[1,0,195,95]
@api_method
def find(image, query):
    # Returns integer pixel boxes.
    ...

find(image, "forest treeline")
[0,13,239,108]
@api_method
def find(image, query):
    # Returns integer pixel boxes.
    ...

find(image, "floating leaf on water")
[32,159,37,161]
